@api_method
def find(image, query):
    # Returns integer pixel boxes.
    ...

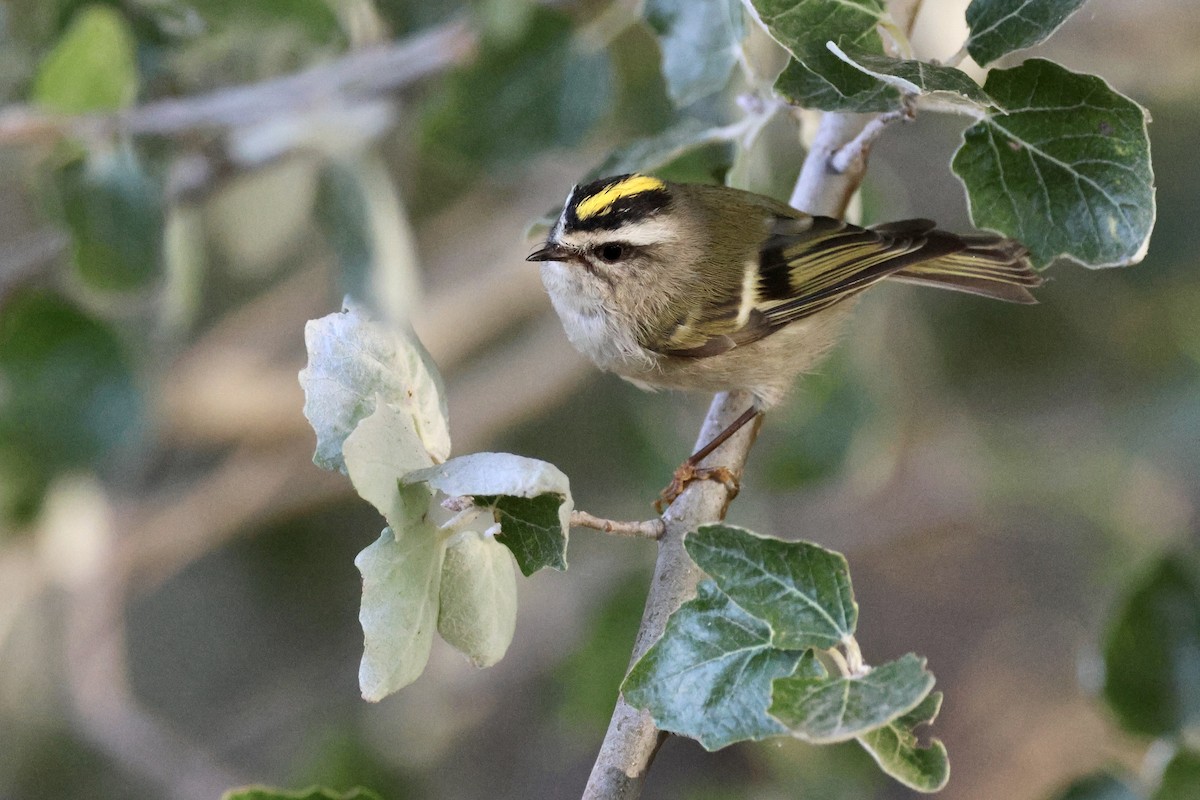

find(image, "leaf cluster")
[623,524,948,792]
[299,303,574,700]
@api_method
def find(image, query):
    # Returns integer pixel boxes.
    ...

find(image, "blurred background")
[0,0,1195,798]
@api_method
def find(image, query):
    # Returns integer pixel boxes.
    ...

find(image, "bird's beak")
[526,242,571,262]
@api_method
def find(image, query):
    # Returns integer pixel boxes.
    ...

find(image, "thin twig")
[571,511,664,540]
[829,105,914,174]
[0,20,474,144]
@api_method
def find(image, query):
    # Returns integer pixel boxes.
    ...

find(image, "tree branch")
[0,20,474,143]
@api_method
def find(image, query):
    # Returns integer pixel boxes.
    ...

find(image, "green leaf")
[0,290,141,522]
[965,0,1090,67]
[769,653,936,743]
[827,45,991,109]
[420,7,611,173]
[590,118,740,180]
[31,6,138,113]
[751,0,900,112]
[58,148,164,291]
[685,524,856,650]
[623,580,811,750]
[438,530,518,668]
[1050,774,1140,800]
[1154,748,1200,800]
[644,0,745,107]
[1103,552,1200,738]
[406,453,572,576]
[299,303,451,473]
[857,692,949,792]
[342,401,434,529]
[221,786,382,800]
[355,525,445,701]
[951,59,1155,269]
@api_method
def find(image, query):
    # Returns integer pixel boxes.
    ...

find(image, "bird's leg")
[655,406,761,513]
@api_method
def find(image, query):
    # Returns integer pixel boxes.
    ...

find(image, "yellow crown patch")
[574,175,667,221]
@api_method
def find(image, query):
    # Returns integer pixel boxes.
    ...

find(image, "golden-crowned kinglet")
[529,173,1040,503]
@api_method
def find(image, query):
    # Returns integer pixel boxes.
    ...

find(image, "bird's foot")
[654,463,739,514]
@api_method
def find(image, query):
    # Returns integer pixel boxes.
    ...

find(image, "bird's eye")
[598,243,625,263]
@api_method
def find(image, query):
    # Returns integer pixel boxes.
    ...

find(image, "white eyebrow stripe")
[558,218,678,250]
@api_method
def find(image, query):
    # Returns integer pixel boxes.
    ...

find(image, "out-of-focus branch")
[0,21,475,144]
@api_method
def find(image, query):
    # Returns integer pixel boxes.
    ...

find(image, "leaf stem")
[828,105,914,175]
[570,510,665,540]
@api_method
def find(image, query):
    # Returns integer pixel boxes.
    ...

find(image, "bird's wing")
[654,214,950,358]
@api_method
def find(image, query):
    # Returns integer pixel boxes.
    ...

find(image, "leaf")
[438,530,518,668]
[342,400,434,529]
[1102,552,1200,738]
[419,7,611,173]
[685,524,856,650]
[221,787,382,800]
[355,526,445,701]
[857,692,950,792]
[827,44,991,109]
[1154,749,1200,800]
[965,0,1090,67]
[299,303,451,473]
[31,6,137,113]
[750,0,901,112]
[58,148,164,291]
[769,653,936,743]
[0,290,142,523]
[644,0,745,107]
[951,59,1155,269]
[622,580,811,750]
[1050,774,1140,800]
[589,118,739,180]
[406,453,572,576]
[315,154,422,325]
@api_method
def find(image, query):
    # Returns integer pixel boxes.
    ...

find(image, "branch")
[0,20,474,143]
[571,511,664,540]
[583,4,927,796]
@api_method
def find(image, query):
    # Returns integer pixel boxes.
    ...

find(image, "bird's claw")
[654,463,740,513]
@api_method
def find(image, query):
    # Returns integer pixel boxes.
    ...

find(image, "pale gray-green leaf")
[965,0,1090,67]
[406,452,571,575]
[952,59,1155,269]
[857,692,950,792]
[342,400,434,528]
[438,530,518,668]
[299,303,451,473]
[828,44,991,108]
[751,0,900,112]
[686,524,856,650]
[355,525,445,701]
[769,653,935,743]
[622,580,812,750]
[645,0,745,107]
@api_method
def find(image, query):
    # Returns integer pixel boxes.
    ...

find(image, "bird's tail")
[874,221,1043,304]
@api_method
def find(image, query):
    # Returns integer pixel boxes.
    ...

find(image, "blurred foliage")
[0,290,142,522]
[0,1,1192,799]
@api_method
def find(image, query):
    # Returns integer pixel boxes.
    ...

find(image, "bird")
[528,173,1042,509]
